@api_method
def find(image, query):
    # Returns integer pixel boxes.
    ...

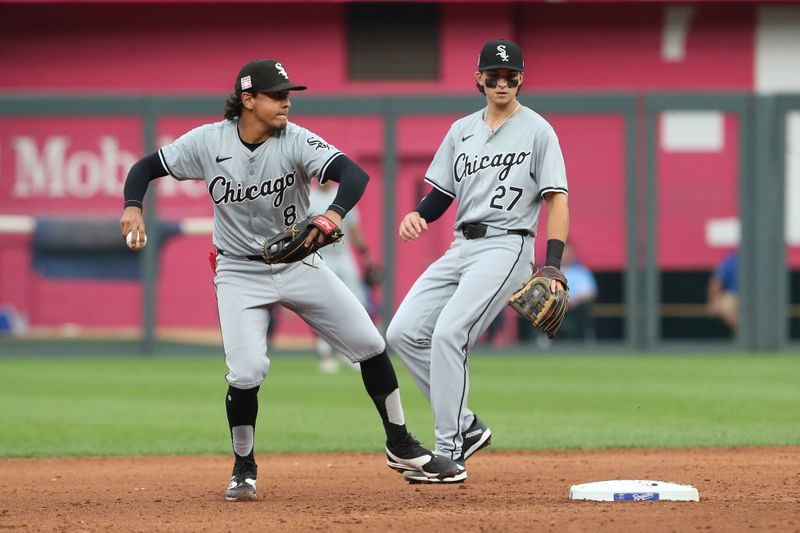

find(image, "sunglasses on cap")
[484,77,520,89]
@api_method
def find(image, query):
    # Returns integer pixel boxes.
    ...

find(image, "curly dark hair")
[224,93,244,120]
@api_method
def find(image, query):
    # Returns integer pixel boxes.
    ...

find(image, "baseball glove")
[507,266,570,339]
[260,214,343,264]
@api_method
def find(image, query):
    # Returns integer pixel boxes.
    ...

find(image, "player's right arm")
[398,212,428,242]
[398,188,454,241]
[120,152,168,246]
[121,124,207,245]
[399,122,458,242]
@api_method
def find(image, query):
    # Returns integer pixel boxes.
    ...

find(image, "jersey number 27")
[490,185,523,211]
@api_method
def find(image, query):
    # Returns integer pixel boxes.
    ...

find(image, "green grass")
[0,353,798,458]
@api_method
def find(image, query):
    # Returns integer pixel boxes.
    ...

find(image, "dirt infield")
[1,447,798,532]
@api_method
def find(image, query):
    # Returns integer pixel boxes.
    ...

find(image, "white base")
[569,480,699,502]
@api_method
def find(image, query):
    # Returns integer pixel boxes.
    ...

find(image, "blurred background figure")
[559,241,597,342]
[707,251,739,334]
[309,180,376,373]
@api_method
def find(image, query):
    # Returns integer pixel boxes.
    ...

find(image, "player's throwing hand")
[119,206,147,250]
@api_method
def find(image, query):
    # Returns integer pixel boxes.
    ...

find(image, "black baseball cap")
[235,59,307,94]
[478,39,525,72]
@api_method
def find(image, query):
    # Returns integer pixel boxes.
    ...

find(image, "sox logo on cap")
[496,45,509,62]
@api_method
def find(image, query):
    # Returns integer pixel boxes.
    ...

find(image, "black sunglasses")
[484,77,520,89]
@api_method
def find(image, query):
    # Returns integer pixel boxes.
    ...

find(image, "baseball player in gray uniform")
[119,59,460,501]
[386,39,570,483]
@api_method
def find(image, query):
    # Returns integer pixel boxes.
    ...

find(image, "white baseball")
[126,229,147,250]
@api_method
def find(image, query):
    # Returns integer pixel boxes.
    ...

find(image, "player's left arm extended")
[506,191,570,337]
[544,191,569,244]
[305,155,367,246]
[543,191,569,291]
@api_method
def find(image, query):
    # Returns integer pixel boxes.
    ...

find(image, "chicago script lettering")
[209,171,296,208]
[453,151,531,182]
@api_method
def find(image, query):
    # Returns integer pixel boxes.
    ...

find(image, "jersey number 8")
[283,204,297,225]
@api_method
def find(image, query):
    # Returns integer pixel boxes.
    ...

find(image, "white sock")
[385,388,405,426]
[232,425,254,457]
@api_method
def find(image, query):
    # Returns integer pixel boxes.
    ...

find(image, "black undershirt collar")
[236,124,267,152]
[242,140,264,152]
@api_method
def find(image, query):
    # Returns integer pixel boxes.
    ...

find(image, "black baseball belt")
[460,223,528,240]
[216,249,265,262]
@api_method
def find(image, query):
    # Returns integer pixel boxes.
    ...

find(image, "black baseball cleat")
[403,459,467,484]
[225,460,258,501]
[386,434,460,479]
[459,414,492,462]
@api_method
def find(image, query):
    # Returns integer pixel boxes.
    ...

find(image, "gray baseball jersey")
[387,104,568,459]
[424,105,568,234]
[159,120,343,255]
[159,119,384,388]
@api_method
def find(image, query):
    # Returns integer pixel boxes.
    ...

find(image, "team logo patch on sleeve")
[240,76,252,91]
[306,137,331,151]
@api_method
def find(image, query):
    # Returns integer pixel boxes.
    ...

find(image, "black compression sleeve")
[546,239,565,269]
[415,187,454,223]
[123,151,168,209]
[321,155,369,218]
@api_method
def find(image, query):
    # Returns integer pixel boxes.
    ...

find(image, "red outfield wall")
[0,3,764,329]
